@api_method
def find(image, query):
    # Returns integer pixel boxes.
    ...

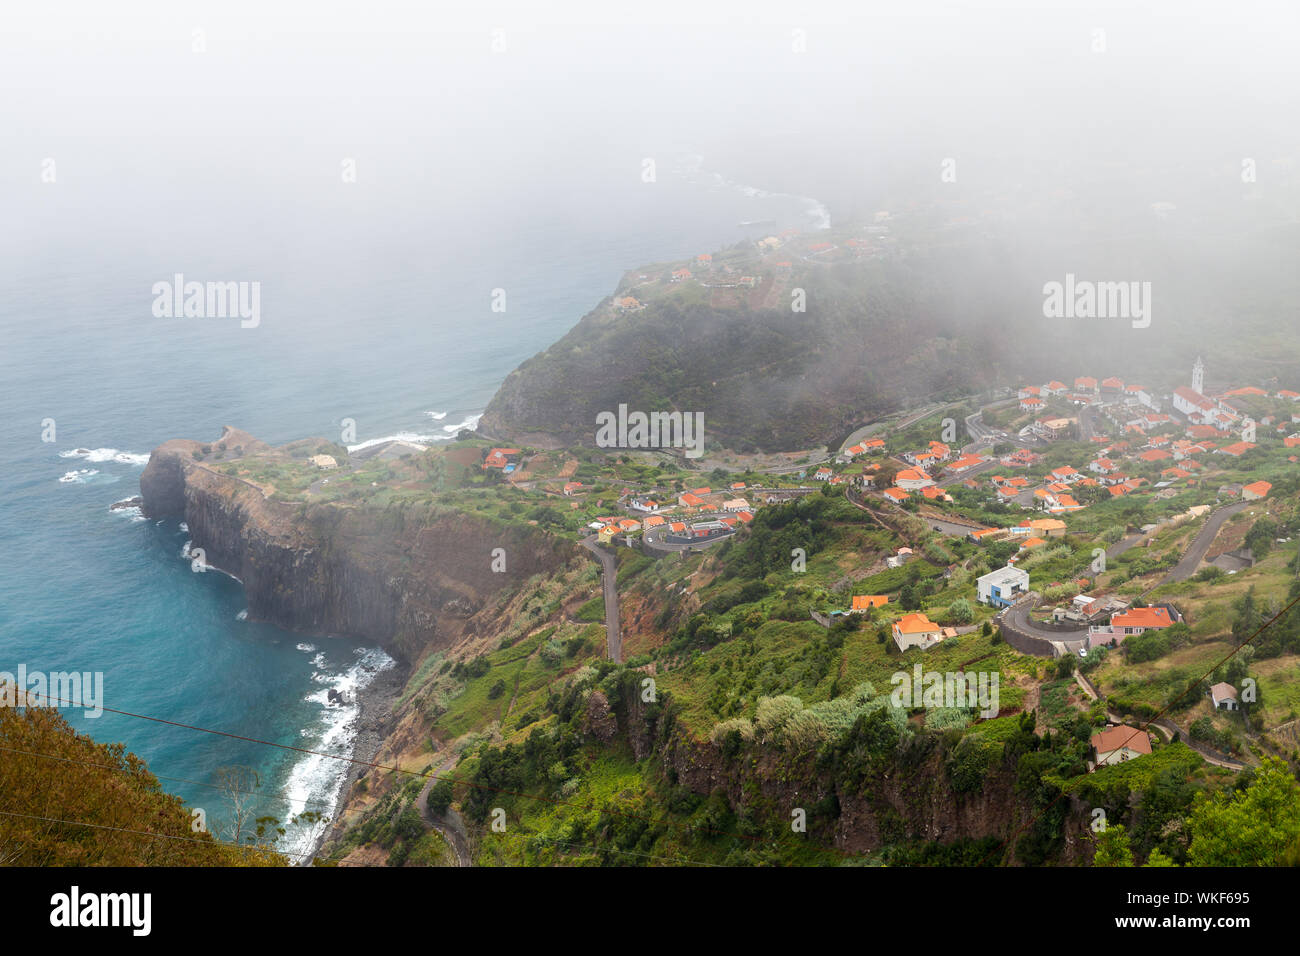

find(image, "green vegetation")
[0,701,284,866]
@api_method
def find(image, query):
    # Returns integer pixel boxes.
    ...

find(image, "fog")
[4,0,1298,376]
[6,1,1297,214]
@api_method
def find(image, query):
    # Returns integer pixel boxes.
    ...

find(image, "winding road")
[1073,672,1247,770]
[416,753,473,866]
[1001,501,1251,649]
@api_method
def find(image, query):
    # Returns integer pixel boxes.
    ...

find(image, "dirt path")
[417,752,473,866]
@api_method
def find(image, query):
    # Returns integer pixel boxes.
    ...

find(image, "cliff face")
[139,430,578,663]
[617,690,1093,864]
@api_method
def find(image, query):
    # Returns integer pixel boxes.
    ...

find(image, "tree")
[1187,758,1300,866]
[948,598,974,625]
[1245,517,1279,559]
[1092,824,1134,867]
[899,584,921,611]
[1232,587,1262,647]
[427,778,454,816]
[215,765,263,845]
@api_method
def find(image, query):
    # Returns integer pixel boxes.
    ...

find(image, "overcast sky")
[3,1,1297,263]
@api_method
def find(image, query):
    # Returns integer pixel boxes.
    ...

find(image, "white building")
[1209,682,1239,711]
[977,566,1029,608]
[891,612,945,652]
[894,467,934,491]
[1091,726,1152,767]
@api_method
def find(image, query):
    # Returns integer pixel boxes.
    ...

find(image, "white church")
[1172,357,1237,428]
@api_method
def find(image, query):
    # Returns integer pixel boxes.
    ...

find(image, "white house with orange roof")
[894,467,934,491]
[1090,726,1151,767]
[891,612,945,652]
[1242,480,1272,501]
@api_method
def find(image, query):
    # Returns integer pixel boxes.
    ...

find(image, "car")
[1077,648,1088,659]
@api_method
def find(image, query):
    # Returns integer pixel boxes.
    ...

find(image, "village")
[471,353,1297,770]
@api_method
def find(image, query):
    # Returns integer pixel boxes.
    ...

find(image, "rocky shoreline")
[307,653,408,863]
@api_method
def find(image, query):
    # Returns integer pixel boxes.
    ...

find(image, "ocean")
[0,152,826,858]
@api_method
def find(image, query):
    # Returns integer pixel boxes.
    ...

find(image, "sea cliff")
[138,427,579,664]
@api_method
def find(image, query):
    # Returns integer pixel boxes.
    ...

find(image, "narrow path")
[1073,671,1246,771]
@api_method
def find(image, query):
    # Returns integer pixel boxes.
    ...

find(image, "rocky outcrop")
[139,429,579,663]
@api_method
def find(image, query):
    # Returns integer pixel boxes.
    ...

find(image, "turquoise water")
[0,155,823,855]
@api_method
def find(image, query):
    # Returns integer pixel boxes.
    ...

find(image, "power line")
[0,743,342,817]
[3,689,767,849]
[982,587,1300,865]
[0,807,311,863]
[1,743,724,869]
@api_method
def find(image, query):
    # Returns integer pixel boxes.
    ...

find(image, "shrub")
[947,598,974,625]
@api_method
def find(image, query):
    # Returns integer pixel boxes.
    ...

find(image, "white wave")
[60,447,150,466]
[687,155,831,231]
[346,431,443,452]
[442,413,482,433]
[109,497,146,521]
[296,642,317,653]
[425,410,448,420]
[802,196,832,230]
[278,645,397,862]
[179,522,189,533]
[58,469,98,483]
[235,609,248,621]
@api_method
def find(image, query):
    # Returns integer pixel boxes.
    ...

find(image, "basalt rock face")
[139,430,578,663]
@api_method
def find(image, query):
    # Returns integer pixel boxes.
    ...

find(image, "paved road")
[1107,532,1145,560]
[580,535,623,663]
[1150,501,1250,590]
[832,401,948,459]
[1078,406,1097,442]
[925,516,987,536]
[1000,595,1084,642]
